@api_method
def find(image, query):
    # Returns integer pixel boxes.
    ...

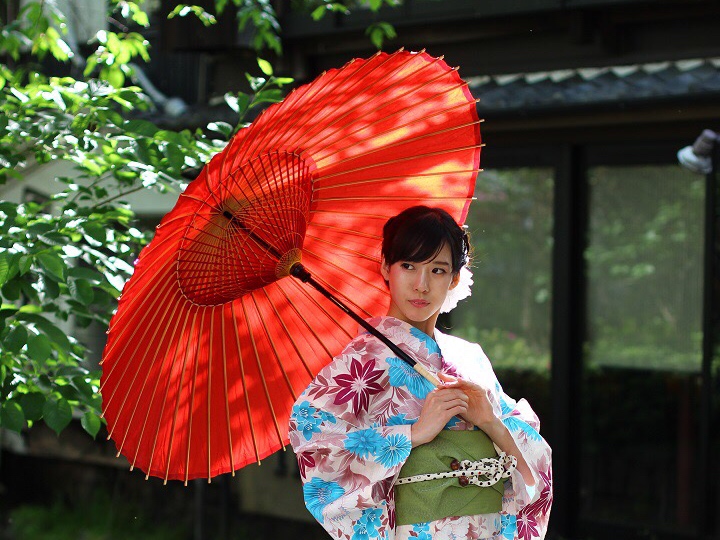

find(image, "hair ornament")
[440,266,473,313]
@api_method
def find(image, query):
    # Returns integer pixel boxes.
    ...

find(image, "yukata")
[288,316,553,540]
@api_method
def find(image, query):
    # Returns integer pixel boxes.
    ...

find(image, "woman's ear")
[380,257,391,282]
[448,271,461,290]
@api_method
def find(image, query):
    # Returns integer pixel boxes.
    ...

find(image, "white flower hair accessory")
[440,266,473,313]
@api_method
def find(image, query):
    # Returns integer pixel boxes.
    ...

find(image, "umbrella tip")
[184,480,188,487]
[208,477,212,484]
[163,479,168,486]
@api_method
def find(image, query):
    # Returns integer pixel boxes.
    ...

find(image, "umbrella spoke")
[258,286,315,380]
[107,292,185,451]
[240,298,285,451]
[313,169,482,192]
[312,80,474,163]
[140,307,193,478]
[183,307,208,485]
[231,302,261,465]
[163,309,199,484]
[296,55,445,153]
[249,291,299,400]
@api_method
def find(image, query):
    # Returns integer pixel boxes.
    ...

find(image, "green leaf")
[72,376,95,399]
[257,58,273,76]
[1,400,26,432]
[83,221,107,243]
[43,395,73,435]
[81,410,101,438]
[3,324,28,353]
[27,332,53,363]
[207,122,233,137]
[124,119,159,137]
[68,278,94,305]
[37,251,67,282]
[0,252,17,287]
[19,392,45,422]
[18,314,72,351]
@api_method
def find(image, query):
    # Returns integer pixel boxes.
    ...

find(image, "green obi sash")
[394,430,505,526]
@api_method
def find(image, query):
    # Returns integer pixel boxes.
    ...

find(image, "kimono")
[288,316,553,540]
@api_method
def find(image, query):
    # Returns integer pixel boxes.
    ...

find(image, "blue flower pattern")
[500,395,541,441]
[500,514,517,540]
[386,413,416,426]
[345,428,385,458]
[387,356,434,399]
[303,477,345,524]
[375,433,412,468]
[409,327,440,355]
[411,522,432,540]
[352,507,384,540]
[292,400,336,441]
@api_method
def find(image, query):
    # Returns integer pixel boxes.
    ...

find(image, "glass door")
[580,164,706,536]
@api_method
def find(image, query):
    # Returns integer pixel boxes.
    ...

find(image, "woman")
[288,206,552,540]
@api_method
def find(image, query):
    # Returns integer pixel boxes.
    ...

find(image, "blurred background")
[1,1,719,539]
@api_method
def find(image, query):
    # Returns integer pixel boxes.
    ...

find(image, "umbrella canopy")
[100,49,481,484]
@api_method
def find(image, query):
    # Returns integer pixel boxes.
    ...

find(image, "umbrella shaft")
[290,263,418,369]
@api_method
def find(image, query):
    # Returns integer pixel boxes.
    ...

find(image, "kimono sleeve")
[288,350,412,540]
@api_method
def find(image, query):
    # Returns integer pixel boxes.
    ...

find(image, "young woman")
[289,206,552,540]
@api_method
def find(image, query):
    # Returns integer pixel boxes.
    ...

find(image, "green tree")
[0,0,396,438]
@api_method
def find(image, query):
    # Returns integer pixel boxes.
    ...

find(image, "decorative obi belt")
[394,430,517,526]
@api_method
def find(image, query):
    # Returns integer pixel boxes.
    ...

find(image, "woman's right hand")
[410,386,468,447]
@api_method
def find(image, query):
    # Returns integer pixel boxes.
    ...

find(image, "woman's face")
[381,242,459,331]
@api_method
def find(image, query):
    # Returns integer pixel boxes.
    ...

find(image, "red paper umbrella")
[100,49,481,484]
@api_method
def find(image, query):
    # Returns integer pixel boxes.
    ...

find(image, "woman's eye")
[400,263,414,270]
[433,268,446,274]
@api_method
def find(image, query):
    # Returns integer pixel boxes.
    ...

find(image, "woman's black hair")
[381,206,470,274]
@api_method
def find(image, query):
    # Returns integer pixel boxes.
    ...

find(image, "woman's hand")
[410,385,468,447]
[437,372,497,429]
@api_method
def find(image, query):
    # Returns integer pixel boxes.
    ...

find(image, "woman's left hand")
[437,372,497,429]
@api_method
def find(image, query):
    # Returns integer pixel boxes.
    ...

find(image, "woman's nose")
[414,271,429,292]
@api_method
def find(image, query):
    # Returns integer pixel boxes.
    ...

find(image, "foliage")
[8,492,185,540]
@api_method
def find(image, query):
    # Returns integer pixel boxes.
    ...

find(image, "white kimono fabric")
[289,316,553,540]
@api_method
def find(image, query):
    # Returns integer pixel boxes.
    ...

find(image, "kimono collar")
[362,316,443,369]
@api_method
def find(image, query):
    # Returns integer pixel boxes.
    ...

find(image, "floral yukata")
[288,317,552,540]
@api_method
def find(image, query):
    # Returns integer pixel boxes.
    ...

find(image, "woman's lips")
[409,299,430,308]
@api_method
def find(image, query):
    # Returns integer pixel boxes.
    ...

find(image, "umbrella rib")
[316,143,484,181]
[235,63,348,165]
[262,53,394,155]
[249,292,298,401]
[309,222,381,240]
[313,169,482,191]
[312,78,473,162]
[184,308,206,486]
[317,195,476,202]
[240,297,285,452]
[310,209,390,220]
[304,233,380,263]
[295,56,445,153]
[258,286,314,379]
[276,279,350,359]
[231,302,261,465]
[264,151,295,238]
[108,293,185,453]
[303,247,387,297]
[101,270,178,394]
[207,309,214,481]
[141,307,193,478]
[314,121,483,169]
[220,313,236,474]
[164,309,199,484]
